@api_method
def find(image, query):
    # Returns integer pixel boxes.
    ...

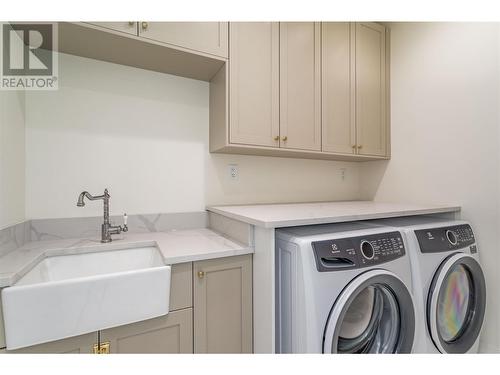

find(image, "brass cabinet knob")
[128,22,135,26]
[198,271,205,279]
[273,136,279,141]
[351,145,356,149]
[357,145,363,149]
[141,21,149,31]
[282,136,288,141]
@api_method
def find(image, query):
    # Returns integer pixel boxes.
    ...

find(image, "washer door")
[427,253,486,353]
[323,270,415,353]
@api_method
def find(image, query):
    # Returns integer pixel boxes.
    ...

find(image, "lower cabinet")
[194,255,253,353]
[101,308,193,354]
[1,255,253,354]
[8,332,96,354]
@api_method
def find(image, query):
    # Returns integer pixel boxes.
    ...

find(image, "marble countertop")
[207,201,461,228]
[0,228,252,288]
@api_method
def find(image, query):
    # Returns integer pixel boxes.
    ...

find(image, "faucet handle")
[123,213,128,232]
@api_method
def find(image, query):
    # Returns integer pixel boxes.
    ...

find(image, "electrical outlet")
[228,164,239,181]
[340,168,347,181]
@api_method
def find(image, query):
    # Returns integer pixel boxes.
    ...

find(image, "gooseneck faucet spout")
[77,190,108,207]
[76,189,128,243]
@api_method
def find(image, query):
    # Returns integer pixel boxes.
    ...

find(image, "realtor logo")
[1,22,58,90]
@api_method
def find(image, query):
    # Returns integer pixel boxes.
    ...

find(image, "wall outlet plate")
[340,168,347,181]
[228,164,239,181]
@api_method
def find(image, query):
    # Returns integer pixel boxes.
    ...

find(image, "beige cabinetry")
[321,22,355,154]
[1,256,253,354]
[211,22,389,161]
[355,22,387,157]
[279,22,321,151]
[228,22,280,147]
[321,22,388,157]
[7,333,96,354]
[138,22,228,58]
[194,255,253,353]
[101,309,193,354]
[86,22,138,35]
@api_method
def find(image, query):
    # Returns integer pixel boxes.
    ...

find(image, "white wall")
[25,53,360,219]
[0,89,25,229]
[361,23,500,352]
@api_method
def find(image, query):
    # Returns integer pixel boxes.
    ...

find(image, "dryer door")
[427,253,486,353]
[323,269,415,353]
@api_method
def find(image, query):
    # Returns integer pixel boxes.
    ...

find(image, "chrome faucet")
[76,188,128,243]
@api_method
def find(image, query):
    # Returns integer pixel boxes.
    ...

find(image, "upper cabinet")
[210,22,390,161]
[87,22,138,36]
[62,22,226,82]
[321,22,355,154]
[138,22,228,58]
[355,22,387,157]
[87,22,228,58]
[58,21,389,161]
[279,22,321,151]
[228,23,280,147]
[321,22,388,157]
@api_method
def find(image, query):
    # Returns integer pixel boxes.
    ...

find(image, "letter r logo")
[2,23,53,76]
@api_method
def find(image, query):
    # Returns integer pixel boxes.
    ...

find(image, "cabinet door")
[139,22,228,58]
[7,332,96,354]
[280,22,321,151]
[101,309,193,354]
[194,255,252,353]
[229,23,280,148]
[355,22,387,157]
[322,22,355,154]
[86,22,138,36]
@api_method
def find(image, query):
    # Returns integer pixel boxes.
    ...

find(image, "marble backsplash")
[0,212,208,257]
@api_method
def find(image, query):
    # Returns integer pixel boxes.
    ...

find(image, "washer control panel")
[311,231,406,272]
[415,224,475,253]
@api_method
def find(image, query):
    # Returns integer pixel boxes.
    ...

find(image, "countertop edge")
[206,205,462,228]
[163,247,253,265]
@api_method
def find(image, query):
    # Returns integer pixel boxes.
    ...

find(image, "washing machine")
[371,216,486,353]
[276,222,416,353]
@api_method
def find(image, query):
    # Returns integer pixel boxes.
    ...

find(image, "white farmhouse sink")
[1,244,171,350]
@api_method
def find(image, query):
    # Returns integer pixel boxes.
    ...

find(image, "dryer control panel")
[311,231,406,272]
[415,224,475,253]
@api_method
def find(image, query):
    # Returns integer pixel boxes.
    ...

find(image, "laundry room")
[1,0,500,374]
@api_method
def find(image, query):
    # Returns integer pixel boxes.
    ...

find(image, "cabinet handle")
[141,22,149,31]
[357,145,363,149]
[282,136,288,142]
[198,271,205,279]
[273,136,279,141]
[92,341,110,354]
[351,145,356,149]
[128,22,135,26]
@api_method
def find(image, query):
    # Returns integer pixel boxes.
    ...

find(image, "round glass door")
[428,253,486,353]
[323,270,415,354]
